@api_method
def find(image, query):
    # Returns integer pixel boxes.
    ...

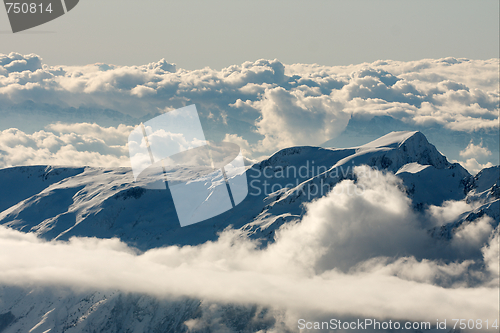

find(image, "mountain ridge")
[0,131,496,250]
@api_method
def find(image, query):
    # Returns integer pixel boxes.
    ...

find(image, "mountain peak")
[360,131,424,148]
[357,131,450,169]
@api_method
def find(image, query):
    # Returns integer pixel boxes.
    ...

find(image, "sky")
[1,0,499,69]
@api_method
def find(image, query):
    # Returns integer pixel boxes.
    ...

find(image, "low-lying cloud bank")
[0,53,498,169]
[0,168,497,330]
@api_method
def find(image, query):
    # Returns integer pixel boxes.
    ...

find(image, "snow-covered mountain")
[1,131,492,248]
[0,131,498,333]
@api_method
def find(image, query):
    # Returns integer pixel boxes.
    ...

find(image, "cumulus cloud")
[452,139,496,174]
[460,140,493,159]
[0,124,132,168]
[0,53,42,73]
[0,53,498,163]
[252,87,349,152]
[0,167,497,328]
[455,158,494,175]
[266,167,430,273]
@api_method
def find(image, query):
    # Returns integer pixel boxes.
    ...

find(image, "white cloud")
[130,85,157,98]
[0,167,497,327]
[45,123,134,146]
[481,227,499,287]
[0,53,42,73]
[253,87,349,152]
[450,215,495,256]
[460,140,493,159]
[353,256,474,287]
[266,166,428,273]
[223,133,252,158]
[0,125,132,168]
[455,158,494,175]
[426,200,476,226]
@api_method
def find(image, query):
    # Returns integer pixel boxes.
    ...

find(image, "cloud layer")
[0,53,498,168]
[0,167,497,330]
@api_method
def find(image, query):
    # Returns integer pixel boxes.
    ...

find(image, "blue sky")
[1,0,499,69]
